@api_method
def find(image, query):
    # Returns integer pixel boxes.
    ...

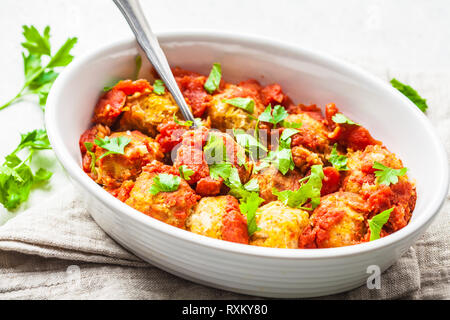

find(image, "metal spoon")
[113,0,197,127]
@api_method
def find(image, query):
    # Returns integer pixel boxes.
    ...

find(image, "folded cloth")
[0,71,449,300]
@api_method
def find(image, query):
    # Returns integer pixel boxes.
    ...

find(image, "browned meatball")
[299,192,369,248]
[250,201,310,248]
[187,195,249,244]
[250,163,303,203]
[207,81,265,132]
[88,130,164,189]
[119,91,184,137]
[125,161,200,228]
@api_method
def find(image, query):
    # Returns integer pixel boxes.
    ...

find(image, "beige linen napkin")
[0,71,449,299]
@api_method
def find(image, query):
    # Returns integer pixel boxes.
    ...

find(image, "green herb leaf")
[390,78,428,112]
[21,25,51,56]
[332,113,358,125]
[233,129,267,160]
[272,165,324,209]
[0,25,77,111]
[94,136,132,159]
[173,114,192,127]
[243,178,259,192]
[134,54,142,80]
[178,165,194,181]
[329,144,348,171]
[222,97,255,113]
[209,162,232,181]
[239,192,264,236]
[149,173,181,195]
[204,63,221,94]
[84,142,97,174]
[373,162,407,186]
[264,127,297,175]
[282,120,302,128]
[203,133,227,163]
[153,79,165,95]
[368,207,394,241]
[258,104,289,128]
[0,129,53,210]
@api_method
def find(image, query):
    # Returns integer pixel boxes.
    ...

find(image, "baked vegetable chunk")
[250,201,310,248]
[125,161,200,228]
[299,192,369,248]
[187,195,249,244]
[83,130,163,189]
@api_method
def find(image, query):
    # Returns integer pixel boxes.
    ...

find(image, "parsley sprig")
[332,113,358,125]
[149,173,181,195]
[368,207,394,241]
[373,162,407,186]
[272,164,324,210]
[153,79,165,95]
[329,144,348,171]
[391,78,428,112]
[263,128,299,175]
[0,25,77,110]
[222,98,255,113]
[204,63,221,94]
[0,129,53,209]
[94,136,132,159]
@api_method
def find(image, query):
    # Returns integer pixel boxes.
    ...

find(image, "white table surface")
[0,0,448,221]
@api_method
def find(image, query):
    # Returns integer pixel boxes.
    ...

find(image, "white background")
[0,0,448,224]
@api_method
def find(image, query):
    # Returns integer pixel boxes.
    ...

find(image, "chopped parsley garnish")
[134,54,142,80]
[272,164,324,209]
[1,25,77,110]
[282,120,302,128]
[209,162,232,181]
[239,192,264,236]
[204,133,228,163]
[373,162,407,186]
[0,129,53,209]
[204,63,221,94]
[263,128,298,175]
[368,207,394,241]
[149,173,181,195]
[178,165,194,181]
[258,104,289,128]
[153,79,165,95]
[332,113,358,125]
[94,136,132,159]
[222,97,255,113]
[84,142,97,174]
[233,129,267,160]
[173,114,202,128]
[329,144,348,171]
[390,78,428,112]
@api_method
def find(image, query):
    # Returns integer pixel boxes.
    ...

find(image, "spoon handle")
[113,0,197,126]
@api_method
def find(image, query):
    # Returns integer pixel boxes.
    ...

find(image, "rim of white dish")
[45,30,449,260]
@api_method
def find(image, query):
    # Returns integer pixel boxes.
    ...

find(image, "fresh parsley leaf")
[258,104,289,128]
[264,127,297,175]
[282,120,302,128]
[239,192,264,236]
[222,97,255,113]
[0,129,53,210]
[178,165,194,181]
[134,54,142,80]
[329,144,348,171]
[204,133,227,163]
[0,25,77,110]
[252,161,270,174]
[272,165,324,209]
[373,162,407,186]
[233,129,267,160]
[84,142,97,174]
[332,113,359,125]
[149,173,181,195]
[204,63,221,94]
[153,79,165,95]
[243,178,259,192]
[209,162,232,181]
[368,207,394,241]
[173,114,192,127]
[94,136,132,159]
[390,78,428,112]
